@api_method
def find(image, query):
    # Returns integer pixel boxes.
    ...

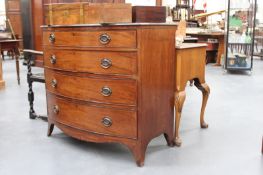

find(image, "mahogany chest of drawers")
[42,23,177,166]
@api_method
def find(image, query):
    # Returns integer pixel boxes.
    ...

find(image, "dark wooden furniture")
[27,0,126,67]
[21,0,128,120]
[5,0,23,48]
[44,3,132,25]
[156,0,162,6]
[186,32,225,66]
[23,49,46,119]
[42,23,177,166]
[132,6,166,23]
[0,32,12,60]
[0,32,19,60]
[174,43,210,146]
[0,39,21,84]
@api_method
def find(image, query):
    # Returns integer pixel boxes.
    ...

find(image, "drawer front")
[47,94,137,139]
[44,49,137,75]
[43,30,137,48]
[45,69,137,105]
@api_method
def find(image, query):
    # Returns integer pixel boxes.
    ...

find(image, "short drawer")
[44,49,137,75]
[43,30,137,48]
[47,93,137,139]
[45,69,137,105]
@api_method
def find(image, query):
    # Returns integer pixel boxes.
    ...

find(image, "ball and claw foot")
[175,137,182,147]
[201,122,209,129]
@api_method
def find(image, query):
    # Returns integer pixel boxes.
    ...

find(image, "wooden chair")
[23,49,46,120]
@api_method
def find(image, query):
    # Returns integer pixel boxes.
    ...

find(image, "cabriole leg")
[194,80,210,129]
[174,91,186,147]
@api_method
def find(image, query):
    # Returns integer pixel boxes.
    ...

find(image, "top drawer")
[43,30,137,48]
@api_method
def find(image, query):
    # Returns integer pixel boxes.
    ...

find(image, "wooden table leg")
[174,91,186,147]
[15,53,20,85]
[262,136,263,154]
[214,36,225,66]
[0,55,5,89]
[194,81,210,128]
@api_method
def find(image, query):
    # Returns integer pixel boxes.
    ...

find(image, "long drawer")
[43,30,137,48]
[45,69,137,105]
[44,49,137,75]
[47,93,137,139]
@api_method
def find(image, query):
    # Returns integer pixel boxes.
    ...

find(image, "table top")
[0,39,21,43]
[186,32,225,36]
[176,43,207,49]
[42,23,178,28]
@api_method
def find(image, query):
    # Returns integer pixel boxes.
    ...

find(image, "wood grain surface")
[47,93,137,139]
[44,24,177,166]
[44,49,137,75]
[43,30,137,48]
[45,68,137,105]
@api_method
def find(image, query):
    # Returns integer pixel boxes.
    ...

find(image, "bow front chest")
[42,23,177,166]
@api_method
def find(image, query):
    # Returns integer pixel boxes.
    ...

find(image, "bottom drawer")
[47,93,137,139]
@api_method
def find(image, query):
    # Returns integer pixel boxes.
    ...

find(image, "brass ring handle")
[100,58,112,69]
[53,105,59,114]
[51,79,57,88]
[101,86,112,97]
[99,34,111,45]
[49,33,55,43]
[50,55,56,64]
[101,117,112,127]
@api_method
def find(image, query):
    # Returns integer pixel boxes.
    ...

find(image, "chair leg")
[15,54,20,85]
[25,51,47,121]
[28,79,37,119]
[26,53,36,119]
